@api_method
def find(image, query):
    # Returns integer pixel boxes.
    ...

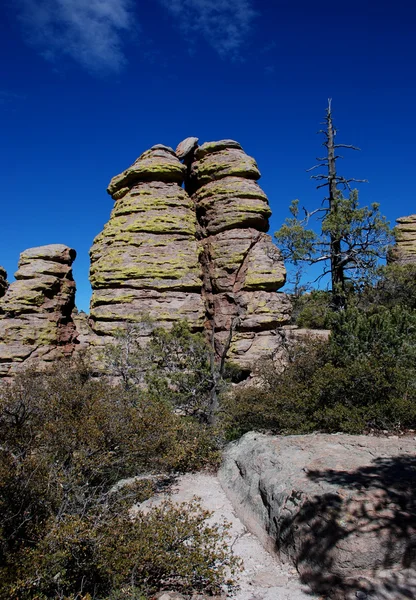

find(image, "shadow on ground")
[277,454,416,599]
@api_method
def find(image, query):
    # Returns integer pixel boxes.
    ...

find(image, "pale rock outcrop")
[390,214,416,264]
[89,145,205,337]
[0,266,7,298]
[191,140,291,367]
[0,245,77,378]
[219,432,416,600]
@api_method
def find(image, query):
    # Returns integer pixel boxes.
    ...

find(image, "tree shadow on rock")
[278,455,416,599]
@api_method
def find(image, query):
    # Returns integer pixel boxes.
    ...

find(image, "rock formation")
[89,145,205,338]
[0,138,292,377]
[220,431,416,600]
[190,140,291,367]
[0,266,8,298]
[0,245,77,378]
[390,214,416,264]
[89,139,291,368]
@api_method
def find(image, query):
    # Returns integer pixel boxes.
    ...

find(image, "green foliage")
[359,263,416,310]
[275,191,392,297]
[0,360,231,599]
[8,499,239,599]
[291,290,333,329]
[224,304,416,437]
[103,320,231,424]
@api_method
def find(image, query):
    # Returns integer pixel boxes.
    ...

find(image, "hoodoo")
[0,245,77,378]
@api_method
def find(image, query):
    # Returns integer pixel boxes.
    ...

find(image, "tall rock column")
[89,145,205,337]
[0,245,77,378]
[389,214,416,265]
[186,140,292,368]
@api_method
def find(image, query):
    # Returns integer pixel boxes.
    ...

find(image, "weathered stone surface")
[0,245,77,378]
[219,432,416,599]
[90,149,204,339]
[190,140,290,368]
[89,138,291,369]
[194,177,271,235]
[188,140,260,193]
[0,266,8,298]
[175,136,199,160]
[107,145,186,198]
[390,214,416,264]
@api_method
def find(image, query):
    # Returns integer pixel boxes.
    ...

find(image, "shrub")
[0,360,230,599]
[8,499,239,599]
[223,305,416,437]
[291,290,333,329]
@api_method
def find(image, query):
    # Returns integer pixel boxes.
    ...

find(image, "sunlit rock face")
[188,139,291,368]
[390,214,416,265]
[89,145,205,338]
[89,138,291,368]
[0,140,292,378]
[0,244,77,378]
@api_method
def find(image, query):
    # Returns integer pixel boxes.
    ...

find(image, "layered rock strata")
[89,139,291,368]
[390,214,416,264]
[191,140,291,367]
[89,145,205,337]
[0,266,8,298]
[0,245,77,378]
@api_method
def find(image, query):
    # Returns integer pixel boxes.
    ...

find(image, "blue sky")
[1,0,415,311]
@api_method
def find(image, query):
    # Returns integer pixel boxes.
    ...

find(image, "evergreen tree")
[275,100,392,308]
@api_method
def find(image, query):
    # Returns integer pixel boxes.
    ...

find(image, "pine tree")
[275,100,392,308]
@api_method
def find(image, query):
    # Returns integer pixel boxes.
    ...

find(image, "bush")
[291,290,333,329]
[223,305,416,437]
[0,360,231,599]
[359,263,416,310]
[8,498,239,599]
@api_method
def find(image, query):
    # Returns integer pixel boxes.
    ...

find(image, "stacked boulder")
[89,145,205,337]
[188,140,291,367]
[0,245,77,378]
[0,266,7,298]
[390,214,416,265]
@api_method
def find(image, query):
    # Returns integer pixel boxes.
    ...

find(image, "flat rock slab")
[219,432,416,599]
[138,473,316,600]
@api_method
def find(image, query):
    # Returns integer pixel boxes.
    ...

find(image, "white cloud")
[17,0,137,73]
[158,0,258,58]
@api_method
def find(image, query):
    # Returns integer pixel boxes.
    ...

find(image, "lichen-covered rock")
[0,244,77,378]
[88,138,291,371]
[107,145,186,198]
[390,214,416,264]
[90,149,204,339]
[187,140,260,194]
[190,141,290,368]
[0,266,8,298]
[194,177,271,235]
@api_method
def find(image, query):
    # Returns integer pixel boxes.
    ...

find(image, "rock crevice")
[87,138,291,367]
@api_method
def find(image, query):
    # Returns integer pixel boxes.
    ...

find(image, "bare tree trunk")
[326,101,346,308]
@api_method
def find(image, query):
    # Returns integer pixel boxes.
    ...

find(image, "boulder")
[390,214,416,264]
[175,136,199,161]
[219,432,416,599]
[0,245,78,378]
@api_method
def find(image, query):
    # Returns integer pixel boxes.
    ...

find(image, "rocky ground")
[139,472,318,600]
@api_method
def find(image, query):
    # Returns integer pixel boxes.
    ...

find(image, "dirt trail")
[139,473,318,600]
